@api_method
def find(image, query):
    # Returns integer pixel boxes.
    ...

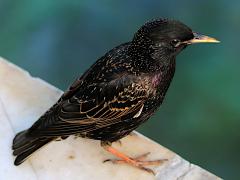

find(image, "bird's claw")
[103,152,167,175]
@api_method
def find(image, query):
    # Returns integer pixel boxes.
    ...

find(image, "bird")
[12,18,219,174]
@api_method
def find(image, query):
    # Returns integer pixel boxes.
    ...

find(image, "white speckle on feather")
[133,105,144,118]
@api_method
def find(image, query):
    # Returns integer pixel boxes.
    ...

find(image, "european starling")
[12,18,219,173]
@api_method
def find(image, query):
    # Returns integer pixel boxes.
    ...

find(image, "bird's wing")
[32,74,152,137]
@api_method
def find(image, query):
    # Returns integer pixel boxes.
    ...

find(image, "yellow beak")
[184,32,220,44]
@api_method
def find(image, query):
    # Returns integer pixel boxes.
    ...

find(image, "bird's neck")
[129,36,176,73]
[128,45,175,74]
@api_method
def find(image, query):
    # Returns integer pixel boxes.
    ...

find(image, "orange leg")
[101,142,167,174]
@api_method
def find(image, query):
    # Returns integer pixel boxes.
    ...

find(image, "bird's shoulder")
[59,42,137,101]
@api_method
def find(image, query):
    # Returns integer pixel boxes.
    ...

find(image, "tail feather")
[12,130,35,150]
[12,130,51,165]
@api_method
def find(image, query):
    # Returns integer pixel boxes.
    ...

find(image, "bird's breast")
[151,72,162,88]
[142,64,175,113]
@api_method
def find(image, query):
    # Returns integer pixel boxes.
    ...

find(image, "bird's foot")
[102,142,167,175]
[104,152,166,174]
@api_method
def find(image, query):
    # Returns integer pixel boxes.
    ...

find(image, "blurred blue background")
[0,0,239,179]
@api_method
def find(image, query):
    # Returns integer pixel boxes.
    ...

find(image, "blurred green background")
[0,0,239,179]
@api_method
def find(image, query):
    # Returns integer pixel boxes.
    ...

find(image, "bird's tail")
[12,130,51,165]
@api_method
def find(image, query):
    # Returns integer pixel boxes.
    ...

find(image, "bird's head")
[131,19,219,59]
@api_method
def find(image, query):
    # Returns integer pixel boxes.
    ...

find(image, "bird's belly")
[81,117,144,142]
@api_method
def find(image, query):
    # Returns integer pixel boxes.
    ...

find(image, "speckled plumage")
[12,19,198,165]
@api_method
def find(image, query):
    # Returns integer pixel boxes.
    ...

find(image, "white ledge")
[0,57,221,180]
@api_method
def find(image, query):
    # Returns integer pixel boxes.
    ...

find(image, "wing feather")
[31,74,153,137]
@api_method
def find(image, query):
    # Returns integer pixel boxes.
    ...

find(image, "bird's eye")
[171,39,181,47]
